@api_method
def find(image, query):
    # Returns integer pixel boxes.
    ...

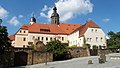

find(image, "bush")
[99,45,102,50]
[92,45,98,50]
[46,40,68,61]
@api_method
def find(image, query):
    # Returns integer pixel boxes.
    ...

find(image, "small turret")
[30,14,36,25]
[51,6,59,25]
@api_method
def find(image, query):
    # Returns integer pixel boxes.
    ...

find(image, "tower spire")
[51,6,59,25]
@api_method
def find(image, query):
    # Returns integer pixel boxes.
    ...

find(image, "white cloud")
[8,16,20,26]
[0,6,9,19]
[102,18,111,22]
[40,12,48,18]
[40,0,93,22]
[18,15,24,18]
[41,5,50,11]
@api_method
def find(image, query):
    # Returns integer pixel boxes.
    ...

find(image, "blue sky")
[0,0,120,35]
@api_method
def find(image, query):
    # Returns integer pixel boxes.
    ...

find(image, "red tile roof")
[59,23,82,34]
[79,20,100,36]
[8,34,15,41]
[27,23,82,35]
[20,24,31,30]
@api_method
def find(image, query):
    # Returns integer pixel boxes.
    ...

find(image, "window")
[24,31,25,33]
[23,38,26,41]
[90,38,92,41]
[95,29,97,32]
[23,45,25,48]
[54,38,56,40]
[96,37,98,41]
[62,37,64,41]
[46,37,48,41]
[76,40,77,44]
[38,37,40,40]
[32,36,35,40]
[91,29,94,32]
[42,37,44,40]
[87,38,89,41]
[20,30,21,33]
[101,37,103,41]
[50,37,52,41]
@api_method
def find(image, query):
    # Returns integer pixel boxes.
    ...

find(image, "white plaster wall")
[15,35,28,47]
[78,37,84,47]
[84,27,106,48]
[28,33,68,45]
[68,31,80,47]
[14,29,28,47]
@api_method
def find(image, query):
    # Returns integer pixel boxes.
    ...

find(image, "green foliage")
[83,36,87,48]
[107,31,120,48]
[86,44,91,49]
[99,45,102,50]
[46,40,67,60]
[0,26,11,54]
[92,45,98,50]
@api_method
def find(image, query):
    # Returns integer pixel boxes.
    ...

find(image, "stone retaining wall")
[32,52,53,64]
[68,47,89,58]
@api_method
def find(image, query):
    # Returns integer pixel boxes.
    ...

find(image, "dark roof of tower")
[51,7,59,17]
[53,6,57,10]
[30,17,36,22]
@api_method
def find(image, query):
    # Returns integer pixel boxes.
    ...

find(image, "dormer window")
[40,29,50,32]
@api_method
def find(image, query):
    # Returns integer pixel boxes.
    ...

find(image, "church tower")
[30,14,36,25]
[51,6,59,25]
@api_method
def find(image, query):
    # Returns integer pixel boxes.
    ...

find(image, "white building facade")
[9,7,107,49]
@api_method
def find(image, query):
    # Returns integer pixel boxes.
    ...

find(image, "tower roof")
[30,17,36,22]
[51,6,59,17]
[53,6,57,11]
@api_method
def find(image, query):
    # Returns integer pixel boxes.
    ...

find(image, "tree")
[0,26,11,54]
[107,31,120,48]
[46,40,67,60]
[0,25,13,67]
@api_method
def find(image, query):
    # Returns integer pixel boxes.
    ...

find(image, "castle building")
[9,7,107,49]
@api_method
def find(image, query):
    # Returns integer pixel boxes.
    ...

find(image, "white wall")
[14,27,106,48]
[28,33,68,45]
[15,29,28,47]
[84,27,106,48]
[68,30,80,47]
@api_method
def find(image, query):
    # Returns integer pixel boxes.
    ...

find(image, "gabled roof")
[79,20,100,36]
[8,34,15,41]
